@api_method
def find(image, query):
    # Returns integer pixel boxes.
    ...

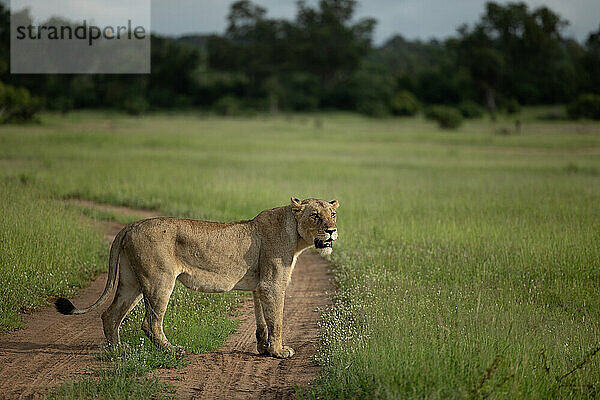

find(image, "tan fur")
[63,198,338,359]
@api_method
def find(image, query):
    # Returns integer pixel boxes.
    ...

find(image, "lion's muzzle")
[314,228,337,249]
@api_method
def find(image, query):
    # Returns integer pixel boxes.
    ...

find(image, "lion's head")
[291,197,339,256]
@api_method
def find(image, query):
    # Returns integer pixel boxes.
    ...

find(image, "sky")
[149,0,600,44]
[6,0,599,44]
[9,0,151,29]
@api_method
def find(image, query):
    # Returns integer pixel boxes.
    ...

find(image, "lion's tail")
[55,226,127,315]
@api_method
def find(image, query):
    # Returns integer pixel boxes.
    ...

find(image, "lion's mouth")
[314,238,334,249]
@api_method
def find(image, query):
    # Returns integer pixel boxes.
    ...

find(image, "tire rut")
[0,272,111,399]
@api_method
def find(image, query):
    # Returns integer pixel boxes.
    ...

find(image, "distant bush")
[357,100,389,118]
[52,97,74,114]
[123,96,149,116]
[425,105,463,129]
[390,90,420,116]
[214,96,241,116]
[567,93,600,120]
[281,72,320,111]
[505,98,521,114]
[70,75,98,108]
[457,100,484,118]
[0,81,40,123]
[350,68,394,118]
[537,109,566,121]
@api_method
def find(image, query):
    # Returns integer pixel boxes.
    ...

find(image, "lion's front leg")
[252,290,269,355]
[259,286,294,359]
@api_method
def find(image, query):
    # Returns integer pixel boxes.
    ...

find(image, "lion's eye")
[311,212,319,219]
[331,212,336,218]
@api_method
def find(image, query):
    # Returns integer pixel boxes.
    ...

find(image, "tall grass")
[1,110,599,398]
[0,180,104,332]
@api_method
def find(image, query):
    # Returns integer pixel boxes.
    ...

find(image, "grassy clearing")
[0,180,105,332]
[1,110,599,398]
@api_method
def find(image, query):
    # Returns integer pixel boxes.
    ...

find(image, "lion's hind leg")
[102,255,142,347]
[139,273,180,353]
[253,290,269,355]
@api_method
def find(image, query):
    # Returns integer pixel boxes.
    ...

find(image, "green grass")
[64,202,142,226]
[1,110,599,398]
[45,365,175,400]
[0,180,105,332]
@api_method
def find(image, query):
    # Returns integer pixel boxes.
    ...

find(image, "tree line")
[1,0,599,122]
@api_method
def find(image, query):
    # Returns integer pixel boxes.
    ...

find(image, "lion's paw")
[272,345,295,359]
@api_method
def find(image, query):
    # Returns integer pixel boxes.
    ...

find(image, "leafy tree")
[579,25,600,95]
[294,0,375,84]
[458,2,575,108]
[457,25,504,118]
[567,93,600,120]
[390,90,420,116]
[148,36,200,108]
[224,1,294,100]
[0,1,8,78]
[0,81,41,123]
[346,63,394,116]
[1,0,599,115]
[373,35,454,76]
[205,0,376,111]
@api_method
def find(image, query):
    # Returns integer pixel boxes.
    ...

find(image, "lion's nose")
[325,228,337,235]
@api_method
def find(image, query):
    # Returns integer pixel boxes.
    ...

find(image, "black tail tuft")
[55,297,75,315]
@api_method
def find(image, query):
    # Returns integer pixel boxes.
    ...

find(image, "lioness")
[55,197,338,359]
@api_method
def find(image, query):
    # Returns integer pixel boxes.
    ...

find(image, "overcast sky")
[7,0,599,44]
[150,0,600,44]
[12,0,150,27]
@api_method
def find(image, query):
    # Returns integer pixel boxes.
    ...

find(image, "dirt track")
[0,202,333,399]
[151,252,331,399]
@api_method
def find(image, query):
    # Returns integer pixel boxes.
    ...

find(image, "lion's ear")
[329,200,339,210]
[291,197,304,214]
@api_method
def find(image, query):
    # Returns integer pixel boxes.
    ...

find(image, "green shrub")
[214,96,241,116]
[53,97,74,114]
[281,72,320,111]
[390,90,420,116]
[350,68,394,118]
[0,81,41,123]
[425,105,463,129]
[123,96,149,116]
[357,100,389,118]
[458,100,484,118]
[567,93,600,120]
[505,98,521,114]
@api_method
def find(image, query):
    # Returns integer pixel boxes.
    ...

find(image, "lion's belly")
[177,263,259,292]
[175,245,256,292]
[232,266,259,291]
[177,269,241,293]
[172,222,260,292]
